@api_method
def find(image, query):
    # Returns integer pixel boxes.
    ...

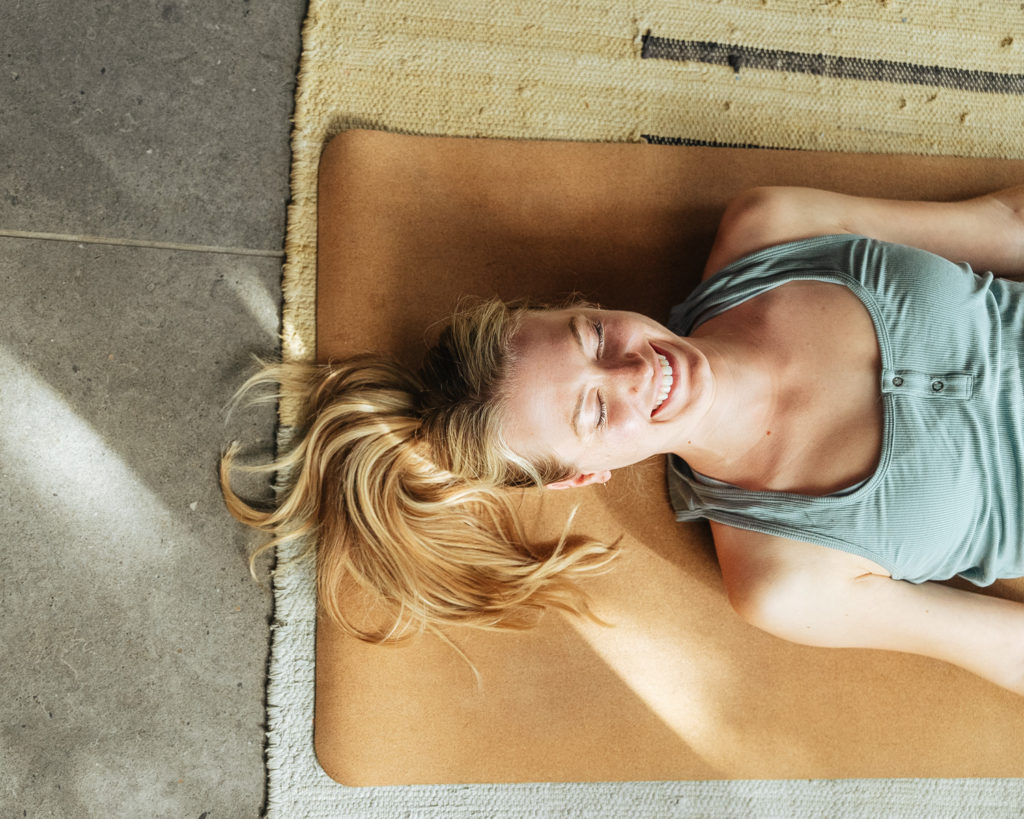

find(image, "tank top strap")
[669,234,866,336]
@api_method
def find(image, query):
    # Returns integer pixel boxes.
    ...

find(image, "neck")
[672,332,782,485]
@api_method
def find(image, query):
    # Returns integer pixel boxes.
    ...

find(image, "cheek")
[503,401,570,468]
[612,407,649,435]
[607,415,658,457]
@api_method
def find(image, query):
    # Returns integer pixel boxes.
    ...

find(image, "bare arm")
[711,522,1024,695]
[704,184,1024,280]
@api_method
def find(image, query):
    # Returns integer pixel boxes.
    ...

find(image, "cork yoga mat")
[312,129,1024,787]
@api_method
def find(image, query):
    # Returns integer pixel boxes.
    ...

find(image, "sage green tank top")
[667,234,1024,585]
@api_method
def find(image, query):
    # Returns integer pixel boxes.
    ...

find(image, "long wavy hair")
[220,298,617,643]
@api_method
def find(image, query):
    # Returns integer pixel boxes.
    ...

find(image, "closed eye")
[569,315,608,437]
[593,320,606,429]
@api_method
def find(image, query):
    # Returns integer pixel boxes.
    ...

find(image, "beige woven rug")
[269,1,1024,815]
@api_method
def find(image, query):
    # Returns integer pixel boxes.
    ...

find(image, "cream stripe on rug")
[269,1,1024,814]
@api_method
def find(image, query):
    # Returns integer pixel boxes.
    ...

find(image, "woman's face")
[503,306,715,483]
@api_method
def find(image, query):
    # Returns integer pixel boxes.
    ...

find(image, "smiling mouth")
[652,352,674,415]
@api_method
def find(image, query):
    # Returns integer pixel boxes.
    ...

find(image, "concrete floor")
[2,1,306,814]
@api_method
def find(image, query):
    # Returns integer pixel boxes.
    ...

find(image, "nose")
[596,350,648,404]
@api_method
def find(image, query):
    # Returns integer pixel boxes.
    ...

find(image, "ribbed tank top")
[667,234,1024,585]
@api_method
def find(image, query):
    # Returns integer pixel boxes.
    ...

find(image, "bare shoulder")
[710,521,890,580]
[707,521,1024,694]
[708,521,892,632]
[702,187,851,279]
[709,520,904,646]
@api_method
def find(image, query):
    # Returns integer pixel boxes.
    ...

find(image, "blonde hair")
[220,298,616,642]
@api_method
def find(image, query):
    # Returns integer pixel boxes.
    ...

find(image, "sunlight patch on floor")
[223,272,279,342]
[0,345,187,567]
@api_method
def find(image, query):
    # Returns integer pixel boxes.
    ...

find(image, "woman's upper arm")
[709,521,892,636]
[704,184,1024,280]
[709,522,1024,692]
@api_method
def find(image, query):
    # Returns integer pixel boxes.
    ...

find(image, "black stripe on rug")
[642,135,793,149]
[641,34,1024,95]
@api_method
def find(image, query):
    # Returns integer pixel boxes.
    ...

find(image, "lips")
[651,346,675,417]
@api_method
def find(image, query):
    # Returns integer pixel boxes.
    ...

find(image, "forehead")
[512,307,578,353]
[508,308,601,388]
[502,309,582,457]
[506,309,581,411]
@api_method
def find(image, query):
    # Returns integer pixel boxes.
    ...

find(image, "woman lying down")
[222,183,1024,695]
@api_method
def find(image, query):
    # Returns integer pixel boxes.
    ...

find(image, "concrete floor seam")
[0,228,286,258]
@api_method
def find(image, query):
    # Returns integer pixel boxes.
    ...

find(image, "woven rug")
[268,1,1024,815]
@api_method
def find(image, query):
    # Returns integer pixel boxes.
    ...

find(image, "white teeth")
[653,353,673,412]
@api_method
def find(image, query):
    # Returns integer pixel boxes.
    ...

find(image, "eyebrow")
[569,316,586,438]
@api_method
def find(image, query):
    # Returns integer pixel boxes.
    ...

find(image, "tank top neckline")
[671,234,895,508]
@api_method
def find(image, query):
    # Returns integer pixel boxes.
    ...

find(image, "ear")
[545,470,612,491]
